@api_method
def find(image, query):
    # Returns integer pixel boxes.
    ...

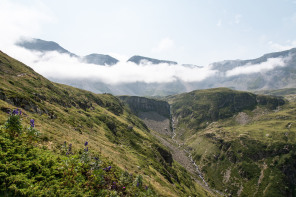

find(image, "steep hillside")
[254,88,296,96]
[119,96,171,136]
[168,88,285,137]
[0,50,214,196]
[119,96,170,118]
[168,88,296,196]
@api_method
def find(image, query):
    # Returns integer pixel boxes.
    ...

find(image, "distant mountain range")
[203,48,296,90]
[16,38,119,66]
[16,38,177,66]
[16,38,296,96]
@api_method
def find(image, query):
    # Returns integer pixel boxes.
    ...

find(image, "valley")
[0,51,214,196]
[0,49,296,196]
[2,1,296,196]
[121,89,296,196]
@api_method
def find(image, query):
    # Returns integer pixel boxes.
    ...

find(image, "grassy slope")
[0,51,213,196]
[168,88,295,196]
[254,88,296,96]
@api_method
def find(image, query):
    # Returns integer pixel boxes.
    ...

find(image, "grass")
[0,113,156,196]
[0,50,213,196]
[168,88,296,196]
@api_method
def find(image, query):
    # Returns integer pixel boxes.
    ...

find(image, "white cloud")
[268,40,296,51]
[234,14,242,24]
[10,46,216,84]
[217,19,222,27]
[226,57,287,77]
[0,1,216,85]
[0,0,53,49]
[152,37,175,53]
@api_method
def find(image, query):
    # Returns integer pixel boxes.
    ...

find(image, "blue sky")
[1,0,296,66]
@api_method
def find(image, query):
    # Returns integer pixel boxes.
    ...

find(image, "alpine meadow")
[1,1,296,197]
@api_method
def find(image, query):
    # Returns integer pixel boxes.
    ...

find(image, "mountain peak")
[82,53,119,66]
[127,55,178,65]
[16,38,78,57]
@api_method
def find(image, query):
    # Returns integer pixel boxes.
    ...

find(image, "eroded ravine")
[148,106,224,196]
[170,106,209,187]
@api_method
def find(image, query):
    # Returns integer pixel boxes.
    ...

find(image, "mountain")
[0,50,214,196]
[167,88,296,196]
[2,48,296,196]
[16,38,78,57]
[16,38,119,66]
[121,88,296,196]
[118,88,296,196]
[15,38,296,96]
[211,48,296,72]
[202,48,296,91]
[82,53,119,65]
[128,55,178,65]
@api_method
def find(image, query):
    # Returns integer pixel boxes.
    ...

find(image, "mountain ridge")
[15,38,296,96]
[0,50,215,196]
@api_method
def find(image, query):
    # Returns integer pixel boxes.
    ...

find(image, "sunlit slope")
[169,88,295,196]
[0,51,213,196]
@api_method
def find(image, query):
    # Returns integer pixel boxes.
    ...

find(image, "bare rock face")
[119,96,170,118]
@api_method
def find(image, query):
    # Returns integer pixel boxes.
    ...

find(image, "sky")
[1,0,296,66]
[0,0,295,85]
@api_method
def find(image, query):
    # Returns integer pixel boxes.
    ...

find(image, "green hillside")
[0,51,213,196]
[168,88,296,196]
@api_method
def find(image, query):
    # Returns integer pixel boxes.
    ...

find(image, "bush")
[0,111,156,196]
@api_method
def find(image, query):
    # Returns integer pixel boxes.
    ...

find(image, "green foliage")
[0,51,216,196]
[168,88,295,196]
[0,115,156,196]
[4,114,22,137]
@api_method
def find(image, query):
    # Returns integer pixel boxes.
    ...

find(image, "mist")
[0,0,290,87]
[7,45,217,84]
[225,57,288,77]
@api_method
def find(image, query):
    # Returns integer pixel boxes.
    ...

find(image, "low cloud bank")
[226,57,288,77]
[9,45,217,84]
[0,0,291,86]
[6,44,290,85]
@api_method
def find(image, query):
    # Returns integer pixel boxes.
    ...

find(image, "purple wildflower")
[68,144,72,153]
[145,186,148,190]
[12,109,18,115]
[103,166,112,172]
[84,147,88,152]
[84,141,88,146]
[30,119,35,127]
[94,157,99,161]
[137,182,139,187]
